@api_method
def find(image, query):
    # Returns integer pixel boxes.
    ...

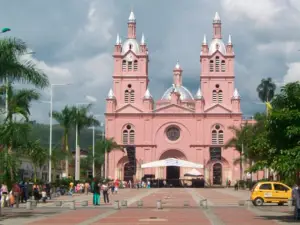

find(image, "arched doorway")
[159,149,187,187]
[213,163,222,185]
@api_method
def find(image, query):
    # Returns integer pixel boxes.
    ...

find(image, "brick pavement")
[1,188,299,225]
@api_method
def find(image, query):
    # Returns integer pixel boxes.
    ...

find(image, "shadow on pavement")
[256,214,299,223]
[0,211,58,221]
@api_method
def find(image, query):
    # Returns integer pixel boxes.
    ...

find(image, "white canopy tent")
[184,168,202,177]
[141,158,203,169]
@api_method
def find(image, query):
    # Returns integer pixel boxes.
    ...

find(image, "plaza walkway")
[0,188,298,225]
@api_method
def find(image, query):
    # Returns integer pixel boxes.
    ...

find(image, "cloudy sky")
[1,0,300,124]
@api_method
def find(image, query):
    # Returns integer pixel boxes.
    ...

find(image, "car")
[250,181,292,206]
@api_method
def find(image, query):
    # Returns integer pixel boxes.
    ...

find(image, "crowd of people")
[0,182,51,208]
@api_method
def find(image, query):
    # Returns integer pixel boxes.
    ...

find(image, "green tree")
[0,37,48,88]
[72,104,99,178]
[0,83,40,122]
[266,82,300,184]
[52,106,74,176]
[22,140,48,183]
[256,77,276,103]
[224,124,253,180]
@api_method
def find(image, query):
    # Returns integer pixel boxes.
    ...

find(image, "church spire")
[202,34,207,45]
[228,34,232,45]
[141,33,145,45]
[213,12,222,39]
[127,10,136,39]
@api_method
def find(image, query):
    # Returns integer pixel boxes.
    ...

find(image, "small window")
[259,183,272,190]
[221,60,226,72]
[123,130,128,145]
[218,90,223,103]
[122,60,126,71]
[212,130,217,145]
[212,90,217,103]
[128,61,132,71]
[274,184,288,191]
[209,60,214,72]
[130,90,135,103]
[134,60,138,71]
[129,44,132,50]
[124,90,129,103]
[215,56,220,72]
[218,130,224,144]
[129,130,135,144]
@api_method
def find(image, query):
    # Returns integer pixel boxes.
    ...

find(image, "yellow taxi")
[250,181,292,206]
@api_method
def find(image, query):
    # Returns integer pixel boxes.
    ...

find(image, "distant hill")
[29,123,104,150]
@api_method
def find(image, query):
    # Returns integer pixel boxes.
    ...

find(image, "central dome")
[122,38,140,55]
[161,85,194,101]
[209,38,226,55]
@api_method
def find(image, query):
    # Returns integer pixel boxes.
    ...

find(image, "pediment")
[153,104,194,113]
[123,50,138,61]
[204,104,232,113]
[115,104,143,113]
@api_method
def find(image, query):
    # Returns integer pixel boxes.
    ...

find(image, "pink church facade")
[105,11,254,185]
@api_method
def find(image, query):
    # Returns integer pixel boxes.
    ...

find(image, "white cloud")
[221,0,286,26]
[283,62,300,84]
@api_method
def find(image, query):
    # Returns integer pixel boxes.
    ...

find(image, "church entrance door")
[167,166,180,187]
[213,163,222,185]
[124,163,134,181]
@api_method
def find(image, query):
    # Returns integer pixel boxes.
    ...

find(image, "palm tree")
[95,138,120,177]
[72,104,99,178]
[224,124,253,180]
[256,78,276,115]
[52,106,74,177]
[0,37,49,88]
[22,140,48,183]
[0,83,40,122]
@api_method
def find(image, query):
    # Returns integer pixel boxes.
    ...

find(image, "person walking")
[0,184,8,207]
[102,183,110,204]
[12,183,21,208]
[92,179,100,205]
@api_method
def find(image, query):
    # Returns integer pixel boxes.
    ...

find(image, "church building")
[105,11,253,185]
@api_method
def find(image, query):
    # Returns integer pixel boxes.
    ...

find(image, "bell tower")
[200,12,239,112]
[109,11,149,111]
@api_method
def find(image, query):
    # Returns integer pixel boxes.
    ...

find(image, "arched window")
[209,60,214,72]
[133,60,138,71]
[218,90,223,103]
[122,124,135,144]
[212,130,218,145]
[215,56,220,72]
[128,61,132,71]
[221,60,226,72]
[122,60,126,71]
[218,130,224,144]
[211,124,224,145]
[124,90,129,103]
[130,90,135,103]
[212,90,217,103]
[122,130,129,144]
[129,130,135,144]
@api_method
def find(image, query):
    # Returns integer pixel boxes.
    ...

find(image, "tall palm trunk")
[65,133,69,177]
[240,151,243,180]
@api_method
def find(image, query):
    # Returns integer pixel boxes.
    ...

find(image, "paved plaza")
[0,188,298,225]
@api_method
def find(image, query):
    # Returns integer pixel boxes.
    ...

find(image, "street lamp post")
[75,96,97,181]
[100,122,107,178]
[44,83,71,183]
[91,114,102,178]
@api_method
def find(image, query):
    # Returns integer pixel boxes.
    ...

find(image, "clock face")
[126,53,133,61]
